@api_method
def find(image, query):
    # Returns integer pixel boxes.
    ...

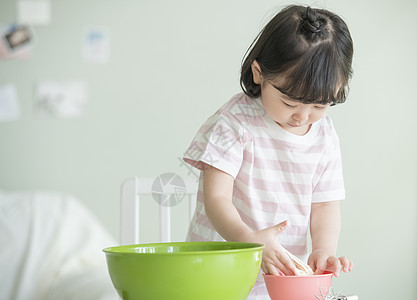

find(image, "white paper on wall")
[17,0,51,26]
[34,81,88,118]
[0,84,20,122]
[82,28,111,63]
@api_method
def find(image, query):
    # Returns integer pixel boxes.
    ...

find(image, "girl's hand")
[248,220,296,276]
[307,249,353,277]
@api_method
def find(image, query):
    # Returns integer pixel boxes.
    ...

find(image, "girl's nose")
[292,111,309,122]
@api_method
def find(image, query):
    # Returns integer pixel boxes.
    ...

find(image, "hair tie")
[300,7,328,38]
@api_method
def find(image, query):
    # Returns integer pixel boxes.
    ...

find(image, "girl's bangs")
[276,79,346,106]
[275,47,347,106]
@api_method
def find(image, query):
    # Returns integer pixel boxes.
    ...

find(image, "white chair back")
[119,176,198,245]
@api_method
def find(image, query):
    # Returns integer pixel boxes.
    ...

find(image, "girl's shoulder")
[320,114,338,134]
[215,92,262,124]
[320,114,335,129]
[200,93,259,143]
[317,114,341,147]
[217,92,255,112]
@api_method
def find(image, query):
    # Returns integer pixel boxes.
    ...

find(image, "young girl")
[183,5,354,298]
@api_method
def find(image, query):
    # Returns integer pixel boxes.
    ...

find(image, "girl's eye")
[283,101,297,108]
[314,105,327,110]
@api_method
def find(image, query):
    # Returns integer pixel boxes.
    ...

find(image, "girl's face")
[251,61,330,135]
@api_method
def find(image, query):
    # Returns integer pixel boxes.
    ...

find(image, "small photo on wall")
[0,24,35,59]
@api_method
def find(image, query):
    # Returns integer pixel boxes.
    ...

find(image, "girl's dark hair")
[240,5,353,105]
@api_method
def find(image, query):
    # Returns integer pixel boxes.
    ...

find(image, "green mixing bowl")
[103,241,264,300]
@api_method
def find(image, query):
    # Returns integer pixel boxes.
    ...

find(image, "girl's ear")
[251,60,263,84]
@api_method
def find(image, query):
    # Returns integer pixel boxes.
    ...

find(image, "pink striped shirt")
[183,93,345,298]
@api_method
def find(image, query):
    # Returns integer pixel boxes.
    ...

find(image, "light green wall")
[1,0,416,299]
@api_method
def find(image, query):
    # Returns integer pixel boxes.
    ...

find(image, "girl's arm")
[203,163,296,275]
[308,201,353,276]
[203,164,252,241]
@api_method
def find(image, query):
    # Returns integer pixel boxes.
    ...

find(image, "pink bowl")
[263,273,333,300]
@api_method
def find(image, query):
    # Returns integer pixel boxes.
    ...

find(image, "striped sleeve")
[183,111,245,179]
[311,131,345,203]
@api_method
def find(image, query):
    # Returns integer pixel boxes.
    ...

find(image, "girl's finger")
[328,256,342,277]
[277,269,285,276]
[263,262,278,275]
[275,256,296,276]
[307,256,317,273]
[314,256,328,275]
[339,256,353,272]
[349,259,354,271]
[338,256,350,272]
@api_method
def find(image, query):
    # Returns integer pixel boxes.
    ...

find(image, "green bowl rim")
[103,241,264,255]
